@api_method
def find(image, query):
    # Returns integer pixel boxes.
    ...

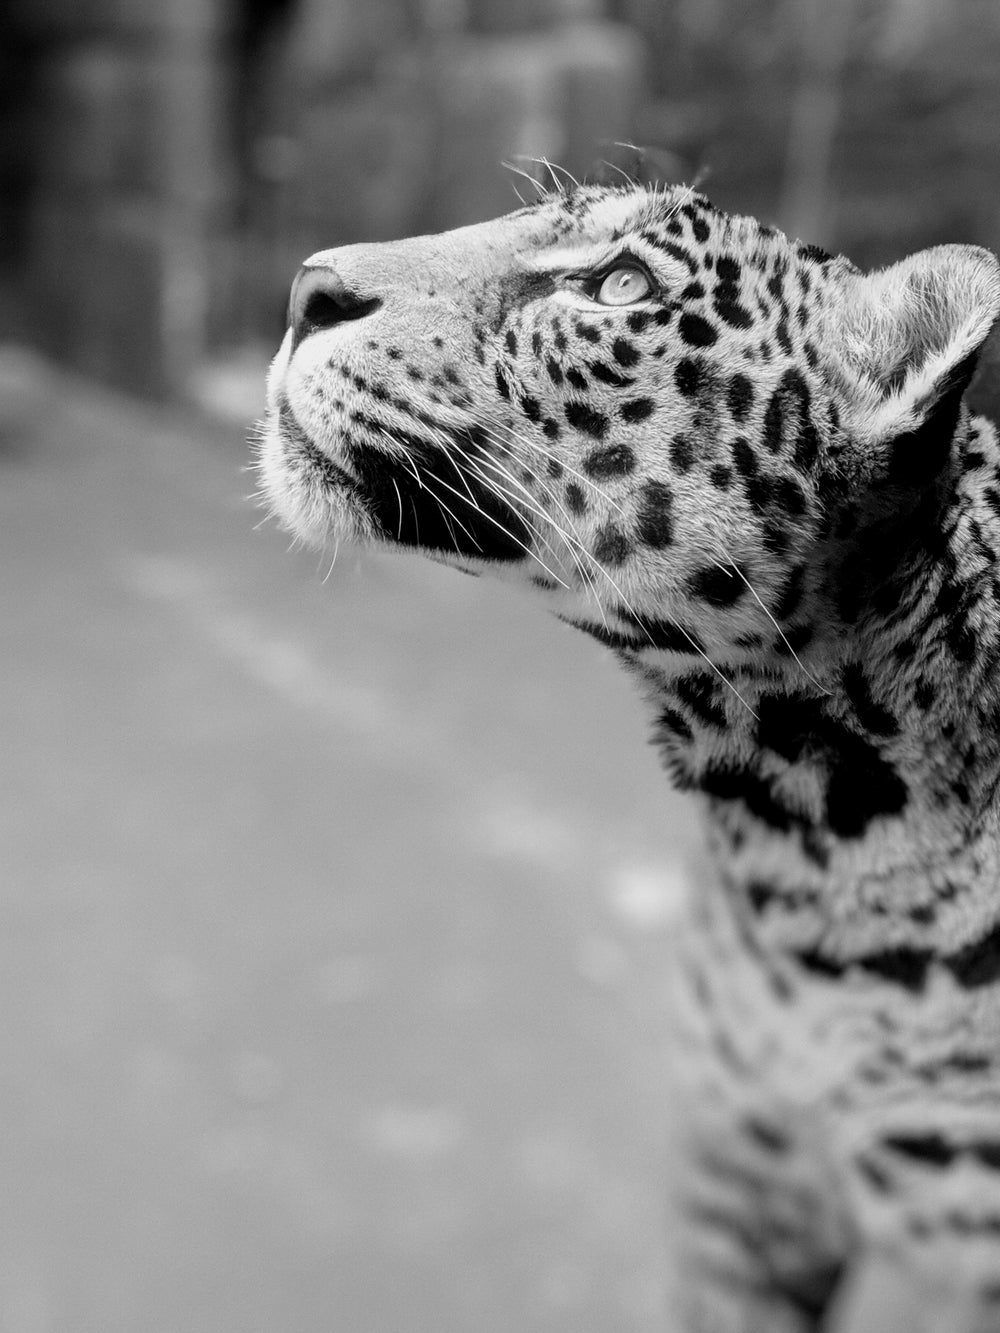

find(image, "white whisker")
[321,540,341,584]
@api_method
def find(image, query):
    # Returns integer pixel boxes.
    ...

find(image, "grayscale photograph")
[4,1,1000,1330]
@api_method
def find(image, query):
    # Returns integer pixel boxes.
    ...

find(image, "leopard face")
[258,184,1000,671]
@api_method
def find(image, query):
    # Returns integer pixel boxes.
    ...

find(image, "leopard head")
[257,185,1000,672]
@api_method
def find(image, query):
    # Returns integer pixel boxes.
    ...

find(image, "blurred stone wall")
[8,0,235,397]
[7,0,644,398]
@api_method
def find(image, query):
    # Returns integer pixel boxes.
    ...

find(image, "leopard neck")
[629,439,1000,989]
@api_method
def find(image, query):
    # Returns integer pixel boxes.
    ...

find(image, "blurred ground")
[0,347,705,1333]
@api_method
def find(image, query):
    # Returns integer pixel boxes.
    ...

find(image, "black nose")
[287,264,381,348]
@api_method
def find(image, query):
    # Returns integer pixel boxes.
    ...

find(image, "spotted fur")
[256,183,1000,1331]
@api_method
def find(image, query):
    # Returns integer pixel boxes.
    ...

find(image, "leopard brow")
[531,239,668,282]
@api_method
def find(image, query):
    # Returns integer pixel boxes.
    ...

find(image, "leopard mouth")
[272,397,534,562]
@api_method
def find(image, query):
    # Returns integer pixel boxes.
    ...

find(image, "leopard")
[255,179,1000,1332]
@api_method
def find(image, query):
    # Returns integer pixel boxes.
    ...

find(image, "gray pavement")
[1,348,703,1333]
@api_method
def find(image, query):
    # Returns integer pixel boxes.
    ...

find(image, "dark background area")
[2,3,1000,1330]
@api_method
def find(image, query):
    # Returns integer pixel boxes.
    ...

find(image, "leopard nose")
[287,264,381,349]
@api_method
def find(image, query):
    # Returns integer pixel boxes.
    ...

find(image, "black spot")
[946,619,977,663]
[716,257,741,283]
[546,456,563,478]
[841,662,898,736]
[973,1142,1000,1170]
[663,241,697,273]
[746,474,774,513]
[582,444,636,478]
[908,903,937,925]
[676,673,728,728]
[626,311,651,334]
[762,387,783,452]
[798,945,930,991]
[611,337,640,367]
[546,357,564,385]
[637,480,673,547]
[826,746,907,838]
[914,680,935,711]
[745,1117,790,1154]
[755,692,905,846]
[521,395,541,423]
[688,565,745,607]
[946,919,1000,989]
[775,476,806,517]
[756,692,825,763]
[494,365,510,400]
[656,707,693,742]
[680,281,705,301]
[747,880,776,911]
[616,610,703,653]
[564,401,609,438]
[794,421,820,472]
[714,297,754,329]
[675,358,704,397]
[589,361,634,388]
[566,367,588,391]
[542,417,560,440]
[531,331,542,355]
[761,368,818,469]
[620,398,655,423]
[858,950,928,990]
[387,347,403,360]
[679,313,719,347]
[432,335,444,348]
[796,949,848,981]
[565,482,587,514]
[593,524,631,564]
[505,329,518,356]
[691,215,710,243]
[670,434,694,473]
[727,374,755,421]
[731,436,758,477]
[798,243,832,263]
[553,321,567,352]
[574,320,601,343]
[883,1133,956,1166]
[709,465,732,489]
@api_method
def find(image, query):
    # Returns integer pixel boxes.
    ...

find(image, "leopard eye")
[595,265,652,306]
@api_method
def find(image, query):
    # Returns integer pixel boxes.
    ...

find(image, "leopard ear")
[834,245,1000,482]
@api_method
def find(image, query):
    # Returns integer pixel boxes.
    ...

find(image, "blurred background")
[3,2,1000,1330]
